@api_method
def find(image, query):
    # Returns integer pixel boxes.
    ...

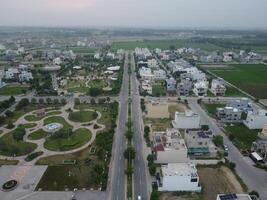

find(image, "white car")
[138,195,141,200]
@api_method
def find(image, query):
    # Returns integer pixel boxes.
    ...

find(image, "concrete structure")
[244,109,267,129]
[185,130,217,157]
[165,78,176,93]
[177,78,192,96]
[5,68,19,80]
[172,110,201,129]
[135,48,152,60]
[107,66,120,71]
[227,98,252,112]
[42,65,61,90]
[158,163,201,192]
[193,80,208,97]
[216,107,243,123]
[216,194,253,200]
[147,59,158,69]
[210,79,226,96]
[152,129,188,163]
[251,140,267,161]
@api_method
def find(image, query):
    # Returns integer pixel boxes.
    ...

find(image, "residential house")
[177,78,192,96]
[216,194,253,200]
[244,109,267,129]
[172,110,201,129]
[152,129,188,164]
[227,98,253,112]
[139,67,154,80]
[154,69,167,80]
[193,81,208,97]
[19,71,33,82]
[210,79,226,96]
[148,59,158,69]
[5,68,19,80]
[165,78,176,94]
[251,140,267,161]
[184,130,217,157]
[157,163,201,192]
[216,107,243,123]
[141,80,152,95]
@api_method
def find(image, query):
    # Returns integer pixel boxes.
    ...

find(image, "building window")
[191,178,198,182]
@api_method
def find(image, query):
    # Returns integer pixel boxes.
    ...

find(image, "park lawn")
[67,86,89,93]
[18,123,37,129]
[224,124,259,151]
[28,129,49,140]
[44,128,92,151]
[202,103,226,116]
[74,104,113,130]
[44,116,73,131]
[0,85,28,96]
[89,79,107,89]
[225,86,245,97]
[152,83,166,97]
[209,64,267,99]
[25,111,62,122]
[68,110,97,123]
[0,132,37,156]
[35,165,95,191]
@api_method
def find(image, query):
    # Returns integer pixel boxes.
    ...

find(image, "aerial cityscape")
[0,1,267,200]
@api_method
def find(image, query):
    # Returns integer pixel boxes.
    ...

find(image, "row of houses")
[0,65,33,84]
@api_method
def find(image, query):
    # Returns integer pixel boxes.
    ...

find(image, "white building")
[139,67,154,80]
[135,48,152,60]
[210,79,226,96]
[153,69,167,80]
[19,71,33,82]
[244,109,267,130]
[94,53,101,59]
[153,129,188,163]
[216,107,242,123]
[158,163,201,192]
[172,110,201,129]
[148,59,158,69]
[227,98,252,112]
[106,52,115,60]
[141,80,152,95]
[5,68,19,79]
[216,194,253,200]
[53,57,62,65]
[193,80,208,97]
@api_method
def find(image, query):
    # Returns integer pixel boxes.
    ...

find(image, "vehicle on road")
[137,195,142,200]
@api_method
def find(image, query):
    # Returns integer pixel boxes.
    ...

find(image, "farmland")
[208,64,267,99]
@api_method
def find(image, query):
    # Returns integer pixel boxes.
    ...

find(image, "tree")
[13,127,26,141]
[9,96,15,104]
[90,98,96,104]
[150,190,160,200]
[5,110,14,118]
[16,98,29,110]
[75,98,80,105]
[125,129,133,141]
[213,135,224,147]
[149,163,156,176]
[197,98,202,104]
[31,98,37,104]
[125,163,134,176]
[88,87,102,97]
[53,98,59,105]
[7,121,15,129]
[39,98,44,104]
[147,154,154,163]
[46,98,52,104]
[61,98,67,105]
[98,98,106,104]
[124,146,136,160]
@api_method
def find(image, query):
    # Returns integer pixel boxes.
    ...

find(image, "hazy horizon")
[0,0,267,30]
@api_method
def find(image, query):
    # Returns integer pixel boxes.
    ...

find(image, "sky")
[0,0,266,29]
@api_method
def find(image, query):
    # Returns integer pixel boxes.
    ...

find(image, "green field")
[44,128,92,151]
[28,129,49,140]
[44,116,73,131]
[69,110,97,123]
[224,124,259,151]
[0,132,37,156]
[208,64,267,99]
[152,83,166,97]
[202,103,226,116]
[112,39,224,51]
[0,85,28,96]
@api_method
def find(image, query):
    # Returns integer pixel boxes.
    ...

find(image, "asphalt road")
[109,52,129,200]
[189,99,267,199]
[130,52,149,200]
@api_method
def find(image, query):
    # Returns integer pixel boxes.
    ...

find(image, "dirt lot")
[168,103,187,119]
[159,166,244,200]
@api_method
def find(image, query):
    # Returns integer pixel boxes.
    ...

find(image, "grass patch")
[0,132,37,156]
[68,110,97,123]
[44,128,92,151]
[152,83,166,97]
[224,124,259,151]
[202,103,225,116]
[209,64,267,99]
[18,123,37,129]
[0,159,19,165]
[28,129,49,140]
[24,111,62,122]
[0,85,28,96]
[144,118,172,132]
